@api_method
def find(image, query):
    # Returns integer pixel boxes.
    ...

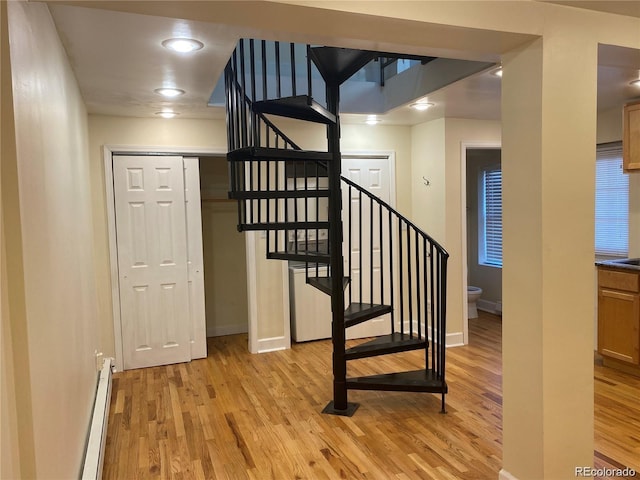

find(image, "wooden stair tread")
[344,303,392,328]
[267,251,330,263]
[345,333,426,360]
[239,221,329,232]
[227,146,332,162]
[229,189,329,200]
[309,47,378,85]
[346,369,447,393]
[306,276,350,295]
[253,96,336,124]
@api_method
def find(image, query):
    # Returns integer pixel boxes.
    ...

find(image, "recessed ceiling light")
[365,115,379,125]
[155,111,179,119]
[630,79,640,88]
[492,67,503,77]
[162,38,204,53]
[154,87,185,98]
[410,102,434,111]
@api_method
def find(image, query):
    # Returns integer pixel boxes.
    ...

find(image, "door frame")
[460,142,502,345]
[104,145,262,370]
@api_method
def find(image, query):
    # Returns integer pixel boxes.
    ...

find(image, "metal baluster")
[294,160,299,255]
[348,184,352,304]
[261,40,268,101]
[440,254,448,398]
[231,50,240,150]
[398,218,404,334]
[379,202,384,307]
[430,243,435,372]
[306,44,312,97]
[290,43,297,96]
[275,41,281,98]
[416,230,421,340]
[407,225,413,336]
[240,41,248,147]
[359,189,363,303]
[389,210,394,333]
[249,39,260,146]
[370,196,374,305]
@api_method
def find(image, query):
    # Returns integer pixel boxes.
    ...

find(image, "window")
[479,166,502,267]
[595,142,628,257]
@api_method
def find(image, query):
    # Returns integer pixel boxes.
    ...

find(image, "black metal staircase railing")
[223,37,449,416]
[341,176,447,363]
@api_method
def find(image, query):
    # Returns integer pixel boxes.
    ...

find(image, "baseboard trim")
[257,335,289,353]
[207,324,248,338]
[478,299,502,315]
[498,469,519,480]
[400,319,463,348]
[446,331,465,347]
[81,358,113,480]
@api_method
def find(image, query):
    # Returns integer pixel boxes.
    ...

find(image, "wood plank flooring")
[103,312,640,479]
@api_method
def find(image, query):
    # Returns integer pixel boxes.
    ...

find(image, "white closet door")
[114,155,191,369]
[183,157,207,359]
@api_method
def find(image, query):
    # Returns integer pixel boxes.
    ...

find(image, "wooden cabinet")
[623,100,640,172]
[597,268,640,365]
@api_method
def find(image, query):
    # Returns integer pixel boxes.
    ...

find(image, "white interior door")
[342,155,394,340]
[114,155,191,369]
[183,157,207,359]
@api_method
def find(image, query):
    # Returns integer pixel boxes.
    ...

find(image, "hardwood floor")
[103,312,640,479]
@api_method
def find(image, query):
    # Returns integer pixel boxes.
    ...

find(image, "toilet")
[467,286,483,319]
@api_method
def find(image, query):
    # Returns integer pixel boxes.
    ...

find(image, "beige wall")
[5,2,100,478]
[411,118,446,241]
[1,2,22,477]
[412,117,501,338]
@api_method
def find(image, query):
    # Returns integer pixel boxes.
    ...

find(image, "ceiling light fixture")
[365,115,379,125]
[162,38,204,53]
[154,87,185,98]
[410,102,434,111]
[630,79,640,88]
[155,111,179,119]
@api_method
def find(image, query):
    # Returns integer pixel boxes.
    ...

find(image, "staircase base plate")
[322,401,360,417]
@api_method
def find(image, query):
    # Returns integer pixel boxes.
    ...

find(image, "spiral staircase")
[224,40,449,416]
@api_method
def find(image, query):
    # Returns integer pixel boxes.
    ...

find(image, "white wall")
[6,3,100,477]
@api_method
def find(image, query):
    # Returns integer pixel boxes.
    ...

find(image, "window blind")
[480,167,503,266]
[595,142,628,257]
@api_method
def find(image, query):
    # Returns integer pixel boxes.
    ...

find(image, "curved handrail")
[340,175,449,258]
[225,63,302,151]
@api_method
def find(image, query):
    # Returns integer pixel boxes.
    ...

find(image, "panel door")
[183,157,207,359]
[342,156,393,340]
[114,155,191,369]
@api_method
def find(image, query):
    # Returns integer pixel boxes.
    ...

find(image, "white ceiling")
[48,3,640,127]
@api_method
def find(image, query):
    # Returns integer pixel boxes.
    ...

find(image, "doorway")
[111,154,206,370]
[104,146,256,371]
[199,155,249,338]
[461,144,502,343]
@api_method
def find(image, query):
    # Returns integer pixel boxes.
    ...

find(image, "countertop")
[595,258,640,271]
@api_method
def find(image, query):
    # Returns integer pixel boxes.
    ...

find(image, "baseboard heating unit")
[81,357,113,480]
